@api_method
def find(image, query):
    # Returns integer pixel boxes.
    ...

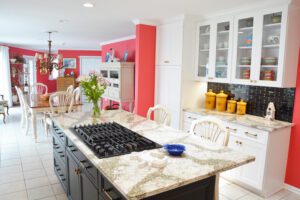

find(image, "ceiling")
[0,0,292,51]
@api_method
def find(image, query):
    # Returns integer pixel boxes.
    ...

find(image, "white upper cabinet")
[196,4,300,87]
[156,21,183,66]
[195,18,233,83]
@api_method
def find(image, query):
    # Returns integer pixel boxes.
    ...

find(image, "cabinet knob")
[164,60,170,64]
[208,77,214,80]
[74,168,81,175]
[187,116,197,120]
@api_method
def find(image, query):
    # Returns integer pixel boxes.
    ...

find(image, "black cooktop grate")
[70,122,162,159]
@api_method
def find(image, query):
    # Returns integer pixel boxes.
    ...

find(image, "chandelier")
[35,31,64,75]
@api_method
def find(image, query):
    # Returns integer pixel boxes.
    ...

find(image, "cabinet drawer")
[99,175,125,200]
[53,134,65,162]
[54,152,67,191]
[183,112,201,124]
[52,123,66,144]
[66,138,98,187]
[225,123,268,144]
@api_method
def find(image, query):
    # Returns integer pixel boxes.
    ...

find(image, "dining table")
[26,93,82,141]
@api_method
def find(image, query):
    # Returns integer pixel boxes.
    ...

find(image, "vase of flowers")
[78,72,107,118]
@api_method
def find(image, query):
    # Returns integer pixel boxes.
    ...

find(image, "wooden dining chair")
[44,91,74,135]
[30,83,48,95]
[146,104,171,126]
[66,85,74,94]
[189,116,230,200]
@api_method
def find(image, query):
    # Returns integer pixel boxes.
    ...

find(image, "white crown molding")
[132,19,158,26]
[285,183,300,195]
[100,35,136,46]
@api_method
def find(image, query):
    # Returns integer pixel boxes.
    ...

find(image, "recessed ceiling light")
[83,2,94,8]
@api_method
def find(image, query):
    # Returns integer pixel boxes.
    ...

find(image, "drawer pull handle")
[102,189,116,200]
[226,127,237,132]
[245,132,258,138]
[164,60,170,64]
[235,140,243,145]
[187,116,197,120]
[80,160,92,169]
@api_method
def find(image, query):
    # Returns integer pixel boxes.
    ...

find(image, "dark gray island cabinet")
[52,122,216,200]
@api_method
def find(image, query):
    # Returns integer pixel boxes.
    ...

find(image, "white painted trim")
[100,35,136,46]
[285,184,300,195]
[132,19,158,26]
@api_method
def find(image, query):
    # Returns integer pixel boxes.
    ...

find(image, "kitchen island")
[51,110,254,200]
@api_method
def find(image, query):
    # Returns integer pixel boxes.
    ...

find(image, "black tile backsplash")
[207,82,295,122]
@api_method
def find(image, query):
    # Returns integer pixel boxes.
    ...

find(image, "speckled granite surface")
[51,110,255,200]
[184,108,293,132]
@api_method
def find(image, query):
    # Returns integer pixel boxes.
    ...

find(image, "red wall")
[101,39,136,62]
[134,24,156,117]
[285,49,300,188]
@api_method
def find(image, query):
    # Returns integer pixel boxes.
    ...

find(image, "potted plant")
[77,72,107,118]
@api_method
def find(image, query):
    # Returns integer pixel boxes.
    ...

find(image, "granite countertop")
[51,110,255,200]
[183,108,293,132]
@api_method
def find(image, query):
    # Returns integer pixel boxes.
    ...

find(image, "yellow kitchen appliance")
[205,89,216,110]
[227,98,237,113]
[216,90,228,111]
[237,99,247,115]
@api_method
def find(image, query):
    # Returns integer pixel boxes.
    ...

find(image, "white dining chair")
[16,87,32,135]
[146,104,171,126]
[66,85,74,94]
[30,83,48,95]
[189,116,230,200]
[44,91,74,135]
[73,87,81,103]
[15,86,25,127]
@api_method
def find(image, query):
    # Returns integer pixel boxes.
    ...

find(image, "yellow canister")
[216,90,228,112]
[205,89,216,110]
[227,98,237,113]
[237,99,247,115]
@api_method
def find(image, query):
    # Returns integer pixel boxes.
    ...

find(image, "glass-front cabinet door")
[232,15,256,84]
[195,23,212,80]
[257,10,285,86]
[213,19,233,82]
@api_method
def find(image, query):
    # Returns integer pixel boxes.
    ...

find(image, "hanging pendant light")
[35,31,64,75]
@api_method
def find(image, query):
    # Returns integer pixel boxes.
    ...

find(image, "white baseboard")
[285,183,300,195]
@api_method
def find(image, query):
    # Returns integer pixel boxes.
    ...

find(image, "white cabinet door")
[155,65,182,129]
[195,21,213,81]
[255,7,287,87]
[211,18,234,83]
[225,134,266,190]
[239,137,266,190]
[156,21,183,66]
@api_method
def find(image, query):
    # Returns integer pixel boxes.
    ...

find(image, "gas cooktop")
[70,122,162,159]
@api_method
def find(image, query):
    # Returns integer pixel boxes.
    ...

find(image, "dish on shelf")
[262,57,278,65]
[267,35,280,44]
[10,58,16,63]
[262,70,275,81]
[242,69,251,79]
[240,57,251,65]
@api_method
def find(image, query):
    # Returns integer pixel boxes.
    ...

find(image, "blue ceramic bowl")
[163,144,186,156]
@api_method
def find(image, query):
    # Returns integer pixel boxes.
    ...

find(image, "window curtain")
[0,46,12,107]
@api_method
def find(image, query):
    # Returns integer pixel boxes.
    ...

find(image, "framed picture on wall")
[63,58,76,69]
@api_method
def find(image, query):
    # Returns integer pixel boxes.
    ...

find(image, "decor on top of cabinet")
[205,89,216,110]
[216,90,228,111]
[237,99,247,115]
[265,102,276,120]
[227,98,237,113]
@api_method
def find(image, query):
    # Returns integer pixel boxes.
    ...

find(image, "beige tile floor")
[1,107,300,200]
